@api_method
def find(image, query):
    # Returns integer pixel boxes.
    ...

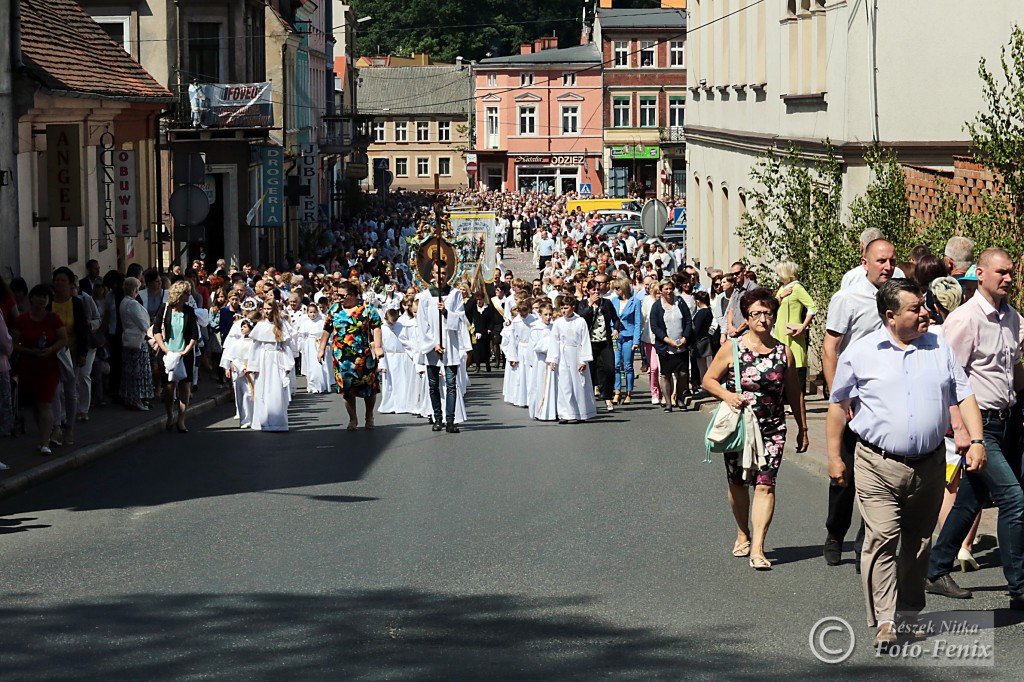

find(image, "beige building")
[358,65,473,192]
[685,0,1024,270]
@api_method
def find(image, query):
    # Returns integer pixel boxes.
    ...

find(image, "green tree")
[847,147,915,257]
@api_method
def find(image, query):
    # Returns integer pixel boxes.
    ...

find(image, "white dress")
[299,314,332,394]
[513,314,534,407]
[501,315,523,404]
[379,321,416,414]
[549,315,597,421]
[400,313,428,415]
[249,320,295,432]
[528,320,559,421]
[220,334,255,428]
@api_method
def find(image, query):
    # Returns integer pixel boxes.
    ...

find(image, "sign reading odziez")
[189,82,273,128]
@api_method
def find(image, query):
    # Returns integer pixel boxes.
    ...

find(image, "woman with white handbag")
[702,287,809,571]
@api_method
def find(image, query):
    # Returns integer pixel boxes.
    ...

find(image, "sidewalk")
[0,380,232,500]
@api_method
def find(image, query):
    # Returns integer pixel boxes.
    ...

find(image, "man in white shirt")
[822,238,896,570]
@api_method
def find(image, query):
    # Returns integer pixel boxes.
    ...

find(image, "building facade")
[474,39,604,196]
[359,65,473,192]
[594,4,687,200]
[685,0,1024,270]
[14,0,173,284]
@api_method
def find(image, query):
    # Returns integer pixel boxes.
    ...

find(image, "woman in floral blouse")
[702,288,809,571]
[318,280,384,431]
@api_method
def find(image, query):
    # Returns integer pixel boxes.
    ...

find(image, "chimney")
[456,56,464,70]
[520,43,533,55]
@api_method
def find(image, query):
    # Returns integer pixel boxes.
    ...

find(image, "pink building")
[473,38,604,195]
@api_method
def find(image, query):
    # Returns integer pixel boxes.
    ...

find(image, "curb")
[0,389,233,502]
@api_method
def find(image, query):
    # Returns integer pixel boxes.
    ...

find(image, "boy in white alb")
[549,296,596,423]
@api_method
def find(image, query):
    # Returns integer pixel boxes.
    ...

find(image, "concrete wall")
[685,0,1024,271]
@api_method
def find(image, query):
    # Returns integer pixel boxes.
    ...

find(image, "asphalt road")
[0,371,1020,680]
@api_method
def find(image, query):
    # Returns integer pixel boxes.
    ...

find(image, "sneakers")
[38,446,52,456]
[925,574,973,599]
[0,460,9,470]
[49,427,63,446]
[824,536,842,566]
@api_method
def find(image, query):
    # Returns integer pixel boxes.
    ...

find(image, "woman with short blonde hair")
[773,261,815,394]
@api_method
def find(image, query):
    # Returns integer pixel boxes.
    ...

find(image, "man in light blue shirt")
[537,230,555,271]
[827,278,985,646]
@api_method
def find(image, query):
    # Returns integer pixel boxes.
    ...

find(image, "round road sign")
[466,161,478,175]
[640,199,669,238]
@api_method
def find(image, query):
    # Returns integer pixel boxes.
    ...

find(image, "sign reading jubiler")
[189,82,273,128]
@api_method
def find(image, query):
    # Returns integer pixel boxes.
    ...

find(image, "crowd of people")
[1,187,1023,651]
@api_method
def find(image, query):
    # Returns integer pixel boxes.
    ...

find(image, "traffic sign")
[466,160,478,175]
[382,171,394,188]
[168,185,210,226]
[373,158,389,170]
[579,183,592,196]
[640,199,669,238]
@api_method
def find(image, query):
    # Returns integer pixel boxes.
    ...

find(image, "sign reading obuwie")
[47,124,83,227]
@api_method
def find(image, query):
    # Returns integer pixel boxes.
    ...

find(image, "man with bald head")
[822,238,897,568]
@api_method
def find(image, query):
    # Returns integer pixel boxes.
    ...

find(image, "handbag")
[704,339,746,463]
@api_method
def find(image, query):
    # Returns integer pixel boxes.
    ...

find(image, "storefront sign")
[609,144,660,160]
[261,146,284,227]
[113,150,138,237]
[299,144,319,225]
[512,154,585,166]
[47,124,83,226]
[189,82,273,128]
[345,162,368,179]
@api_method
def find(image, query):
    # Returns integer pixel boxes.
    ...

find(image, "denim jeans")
[614,337,635,392]
[426,365,457,424]
[929,415,1024,595]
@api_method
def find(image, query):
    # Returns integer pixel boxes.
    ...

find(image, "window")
[395,158,408,177]
[187,22,223,83]
[561,105,579,135]
[438,121,451,142]
[94,16,131,53]
[518,106,536,135]
[372,121,385,142]
[438,157,451,176]
[520,72,534,86]
[670,40,685,67]
[612,96,630,127]
[639,41,656,67]
[394,121,408,142]
[417,121,430,142]
[486,74,497,86]
[485,107,499,147]
[639,96,657,127]
[562,72,576,86]
[669,96,685,128]
[614,41,629,67]
[417,158,430,176]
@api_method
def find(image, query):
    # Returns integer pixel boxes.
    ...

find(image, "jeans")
[426,365,457,424]
[929,415,1024,595]
[614,337,635,392]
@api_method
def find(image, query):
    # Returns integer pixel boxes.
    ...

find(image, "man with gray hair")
[942,236,975,277]
[841,228,905,289]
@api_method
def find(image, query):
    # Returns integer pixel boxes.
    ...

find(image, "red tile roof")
[19,0,173,101]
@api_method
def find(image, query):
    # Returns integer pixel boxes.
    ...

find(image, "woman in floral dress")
[702,288,809,570]
[318,280,384,431]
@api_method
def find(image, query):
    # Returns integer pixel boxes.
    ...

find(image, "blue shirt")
[830,327,973,456]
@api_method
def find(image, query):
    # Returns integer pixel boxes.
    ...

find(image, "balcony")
[321,115,373,155]
[659,126,686,143]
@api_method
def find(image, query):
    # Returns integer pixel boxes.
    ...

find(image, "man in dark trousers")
[520,213,538,252]
[577,274,621,412]
[466,290,498,372]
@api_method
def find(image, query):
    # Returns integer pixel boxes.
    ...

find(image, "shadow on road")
[0,588,881,681]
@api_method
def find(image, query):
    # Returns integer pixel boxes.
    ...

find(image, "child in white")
[528,301,558,421]
[501,308,523,404]
[220,317,255,428]
[249,302,296,432]
[299,304,332,393]
[510,301,533,408]
[379,308,415,413]
[549,296,596,422]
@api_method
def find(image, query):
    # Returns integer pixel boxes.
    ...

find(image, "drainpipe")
[867,0,880,144]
